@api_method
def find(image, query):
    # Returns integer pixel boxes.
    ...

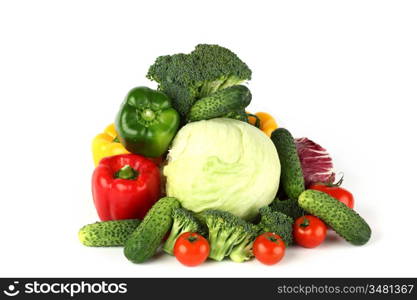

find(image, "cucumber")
[78,219,141,247]
[124,197,181,263]
[299,190,371,245]
[270,128,305,199]
[186,85,251,122]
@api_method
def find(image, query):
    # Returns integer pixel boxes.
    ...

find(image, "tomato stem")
[300,217,310,228]
[266,234,282,244]
[333,173,344,187]
[316,173,345,187]
[187,234,198,243]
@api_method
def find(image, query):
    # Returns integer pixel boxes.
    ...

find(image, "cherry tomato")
[293,215,327,248]
[174,232,209,267]
[253,232,286,265]
[310,184,354,209]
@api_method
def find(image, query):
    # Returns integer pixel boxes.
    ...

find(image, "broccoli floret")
[270,198,306,220]
[156,81,196,117]
[163,208,205,255]
[258,206,294,246]
[147,44,252,118]
[200,210,257,262]
[190,44,252,95]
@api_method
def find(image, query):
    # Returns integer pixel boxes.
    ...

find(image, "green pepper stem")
[115,165,138,180]
[142,109,156,121]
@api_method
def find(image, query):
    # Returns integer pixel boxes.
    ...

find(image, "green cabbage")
[163,118,280,220]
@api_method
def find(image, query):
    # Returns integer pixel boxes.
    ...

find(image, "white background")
[0,0,416,277]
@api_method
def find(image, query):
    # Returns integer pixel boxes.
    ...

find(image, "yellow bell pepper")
[92,124,130,166]
[247,112,278,137]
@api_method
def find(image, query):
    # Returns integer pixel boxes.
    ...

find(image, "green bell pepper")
[115,87,180,157]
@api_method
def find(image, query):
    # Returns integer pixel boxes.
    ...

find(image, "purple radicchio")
[294,137,335,187]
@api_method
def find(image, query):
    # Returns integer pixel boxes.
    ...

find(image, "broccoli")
[147,44,252,117]
[200,210,258,262]
[163,208,206,255]
[258,206,294,246]
[270,198,306,220]
[229,223,259,263]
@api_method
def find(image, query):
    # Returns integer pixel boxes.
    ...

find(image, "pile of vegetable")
[80,44,371,266]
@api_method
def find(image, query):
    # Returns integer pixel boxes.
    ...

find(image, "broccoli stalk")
[229,225,259,263]
[163,208,205,255]
[147,44,252,118]
[200,210,257,262]
[197,77,228,98]
[258,206,294,246]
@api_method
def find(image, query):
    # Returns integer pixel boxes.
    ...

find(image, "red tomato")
[310,184,354,209]
[253,233,286,265]
[293,215,327,248]
[174,232,210,267]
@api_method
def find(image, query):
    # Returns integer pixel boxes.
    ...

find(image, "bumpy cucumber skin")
[299,190,371,245]
[78,219,141,247]
[124,197,181,263]
[187,85,251,122]
[270,128,305,200]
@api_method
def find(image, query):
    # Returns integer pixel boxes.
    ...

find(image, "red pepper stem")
[115,165,138,180]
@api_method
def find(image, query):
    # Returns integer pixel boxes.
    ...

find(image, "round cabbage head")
[163,118,280,220]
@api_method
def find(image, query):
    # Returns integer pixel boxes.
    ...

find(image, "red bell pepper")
[92,154,161,221]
